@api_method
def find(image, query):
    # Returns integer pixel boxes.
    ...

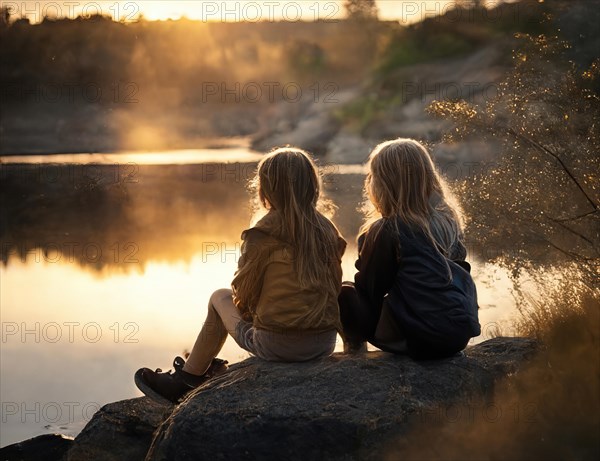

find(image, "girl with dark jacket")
[340,138,480,359]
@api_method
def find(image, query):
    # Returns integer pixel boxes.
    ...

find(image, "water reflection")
[1,163,367,272]
[1,163,254,271]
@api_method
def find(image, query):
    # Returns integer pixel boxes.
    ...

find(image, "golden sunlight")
[4,1,500,24]
[0,254,238,348]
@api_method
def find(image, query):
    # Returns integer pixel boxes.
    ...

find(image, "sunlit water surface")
[0,150,518,446]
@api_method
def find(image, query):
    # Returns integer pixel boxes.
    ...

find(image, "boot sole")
[134,369,178,406]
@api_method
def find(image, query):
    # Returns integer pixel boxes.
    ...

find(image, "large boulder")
[147,337,536,461]
[34,337,536,461]
[64,398,171,461]
[251,88,359,156]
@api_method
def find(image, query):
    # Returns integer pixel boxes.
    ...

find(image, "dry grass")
[385,271,600,461]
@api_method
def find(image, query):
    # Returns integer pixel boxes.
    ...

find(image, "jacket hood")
[244,210,289,244]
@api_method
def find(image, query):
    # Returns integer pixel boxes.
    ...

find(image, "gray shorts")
[234,320,337,362]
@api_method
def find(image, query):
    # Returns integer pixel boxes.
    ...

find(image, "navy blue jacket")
[355,218,480,358]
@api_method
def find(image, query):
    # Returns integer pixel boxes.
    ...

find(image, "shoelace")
[173,356,185,371]
[154,356,186,374]
[154,356,227,376]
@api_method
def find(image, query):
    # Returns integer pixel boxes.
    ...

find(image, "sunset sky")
[4,1,506,24]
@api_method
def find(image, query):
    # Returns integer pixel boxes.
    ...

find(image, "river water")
[0,149,517,447]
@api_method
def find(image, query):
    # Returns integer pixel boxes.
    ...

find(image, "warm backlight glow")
[5,1,506,24]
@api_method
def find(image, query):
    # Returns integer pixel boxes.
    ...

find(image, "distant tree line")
[0,0,555,108]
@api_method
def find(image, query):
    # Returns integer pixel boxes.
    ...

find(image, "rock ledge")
[1,337,537,461]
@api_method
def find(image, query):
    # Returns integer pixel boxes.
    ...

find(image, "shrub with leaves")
[429,34,599,303]
[411,31,600,461]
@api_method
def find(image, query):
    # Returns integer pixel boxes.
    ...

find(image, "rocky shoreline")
[1,337,537,461]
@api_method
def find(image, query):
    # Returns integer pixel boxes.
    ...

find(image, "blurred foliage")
[429,33,599,293]
[333,93,388,132]
[0,9,393,150]
[377,1,553,76]
[377,31,474,74]
[334,0,563,130]
[285,40,326,81]
[343,0,378,21]
[0,11,386,106]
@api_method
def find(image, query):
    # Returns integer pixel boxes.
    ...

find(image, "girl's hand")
[241,311,254,323]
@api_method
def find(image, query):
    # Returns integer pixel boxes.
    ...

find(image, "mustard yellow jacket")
[232,211,346,333]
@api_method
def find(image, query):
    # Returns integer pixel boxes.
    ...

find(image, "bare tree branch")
[505,127,598,211]
[544,238,597,262]
[546,216,595,246]
[554,209,598,222]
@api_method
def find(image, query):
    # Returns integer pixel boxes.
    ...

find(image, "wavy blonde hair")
[361,138,464,255]
[254,147,342,289]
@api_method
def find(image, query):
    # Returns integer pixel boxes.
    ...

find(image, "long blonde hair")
[361,138,464,255]
[255,147,342,289]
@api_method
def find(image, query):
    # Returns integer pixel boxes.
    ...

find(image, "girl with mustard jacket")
[135,148,346,403]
